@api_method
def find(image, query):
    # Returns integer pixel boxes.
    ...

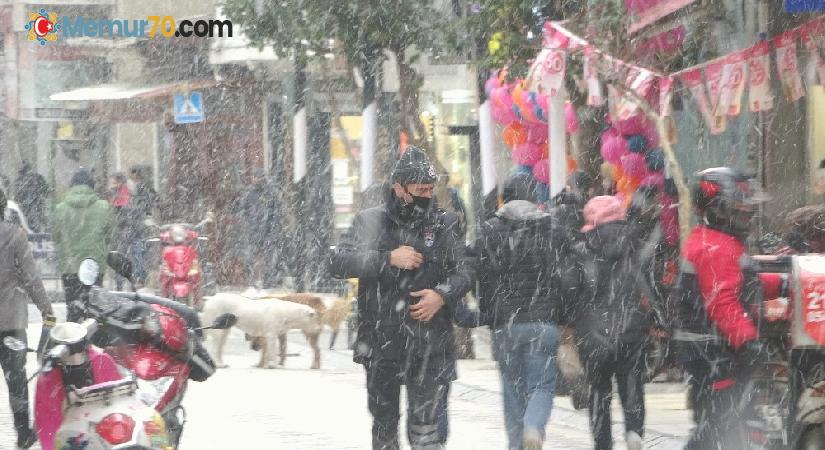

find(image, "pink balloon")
[532,158,550,184]
[621,152,648,179]
[615,192,627,204]
[492,106,518,125]
[640,172,665,188]
[641,123,660,149]
[484,78,501,97]
[527,124,548,144]
[513,142,543,167]
[535,94,549,119]
[565,103,580,134]
[491,86,513,109]
[613,113,648,136]
[601,132,629,165]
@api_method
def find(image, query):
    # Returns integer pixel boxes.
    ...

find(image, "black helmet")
[692,167,765,237]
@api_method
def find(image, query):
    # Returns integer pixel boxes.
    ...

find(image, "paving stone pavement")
[0,305,691,449]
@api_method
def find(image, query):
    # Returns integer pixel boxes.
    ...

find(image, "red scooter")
[147,213,213,310]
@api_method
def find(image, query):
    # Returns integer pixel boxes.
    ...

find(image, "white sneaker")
[626,431,643,450]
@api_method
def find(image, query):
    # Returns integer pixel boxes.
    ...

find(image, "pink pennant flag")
[681,68,726,135]
[774,30,805,102]
[718,51,748,117]
[584,47,604,106]
[800,20,825,86]
[539,49,567,97]
[659,76,674,117]
[747,42,773,112]
[704,61,725,116]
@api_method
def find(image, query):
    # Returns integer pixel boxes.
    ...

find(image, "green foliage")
[462,0,559,79]
[221,0,327,57]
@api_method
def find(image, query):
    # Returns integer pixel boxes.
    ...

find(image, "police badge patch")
[424,228,435,247]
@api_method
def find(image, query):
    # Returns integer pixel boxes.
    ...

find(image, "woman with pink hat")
[570,195,653,450]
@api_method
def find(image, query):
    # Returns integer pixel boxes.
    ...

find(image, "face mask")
[126,179,137,194]
[399,188,432,220]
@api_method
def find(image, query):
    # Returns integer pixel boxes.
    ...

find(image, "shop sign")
[784,0,825,12]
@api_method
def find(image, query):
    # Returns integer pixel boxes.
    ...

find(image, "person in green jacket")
[52,168,113,322]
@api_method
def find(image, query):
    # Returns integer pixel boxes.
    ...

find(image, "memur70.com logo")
[26,8,233,45]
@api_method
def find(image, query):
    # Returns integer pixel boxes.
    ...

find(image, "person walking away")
[108,173,133,290]
[13,160,50,233]
[568,195,653,450]
[329,146,473,450]
[552,170,596,233]
[128,166,157,288]
[237,169,276,289]
[473,172,568,450]
[670,168,785,449]
[52,169,112,322]
[0,188,54,449]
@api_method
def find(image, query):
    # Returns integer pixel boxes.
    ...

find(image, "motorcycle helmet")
[692,167,767,237]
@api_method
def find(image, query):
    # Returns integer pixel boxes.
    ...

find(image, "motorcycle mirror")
[3,336,28,352]
[210,313,237,330]
[77,259,100,287]
[107,252,134,283]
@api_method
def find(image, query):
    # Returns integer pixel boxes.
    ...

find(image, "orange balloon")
[566,156,578,173]
[502,123,528,148]
[542,144,549,159]
[617,176,631,193]
[612,165,625,181]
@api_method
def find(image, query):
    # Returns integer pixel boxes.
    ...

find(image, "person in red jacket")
[672,167,784,449]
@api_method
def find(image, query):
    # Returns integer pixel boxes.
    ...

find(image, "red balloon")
[513,142,544,167]
[527,124,548,144]
[614,113,649,136]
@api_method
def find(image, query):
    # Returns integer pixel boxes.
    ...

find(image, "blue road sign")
[173,92,205,124]
[785,0,825,12]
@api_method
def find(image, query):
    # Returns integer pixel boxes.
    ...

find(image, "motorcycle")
[739,254,825,449]
[146,213,214,310]
[8,255,236,450]
[105,250,234,447]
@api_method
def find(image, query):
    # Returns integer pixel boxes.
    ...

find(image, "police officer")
[0,188,53,449]
[329,147,473,450]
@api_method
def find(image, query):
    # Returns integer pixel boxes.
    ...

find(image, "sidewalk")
[0,306,691,449]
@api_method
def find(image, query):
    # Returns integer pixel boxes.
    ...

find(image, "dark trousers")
[0,330,31,437]
[365,360,448,450]
[62,273,103,322]
[577,335,647,450]
[683,359,744,450]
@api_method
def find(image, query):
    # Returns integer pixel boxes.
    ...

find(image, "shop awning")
[50,80,216,102]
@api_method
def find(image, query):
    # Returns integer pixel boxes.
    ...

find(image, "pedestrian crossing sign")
[173,92,205,124]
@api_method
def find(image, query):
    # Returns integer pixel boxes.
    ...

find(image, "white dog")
[202,293,321,369]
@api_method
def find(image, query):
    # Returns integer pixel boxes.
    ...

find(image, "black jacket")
[569,220,652,344]
[328,189,472,379]
[475,200,569,328]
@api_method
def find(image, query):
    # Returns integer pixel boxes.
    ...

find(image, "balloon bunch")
[487,73,579,200]
[600,112,678,246]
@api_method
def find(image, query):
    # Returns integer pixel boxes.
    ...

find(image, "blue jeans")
[492,323,560,450]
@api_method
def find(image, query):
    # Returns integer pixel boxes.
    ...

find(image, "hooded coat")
[570,220,652,344]
[329,187,472,382]
[52,185,113,274]
[475,200,569,328]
